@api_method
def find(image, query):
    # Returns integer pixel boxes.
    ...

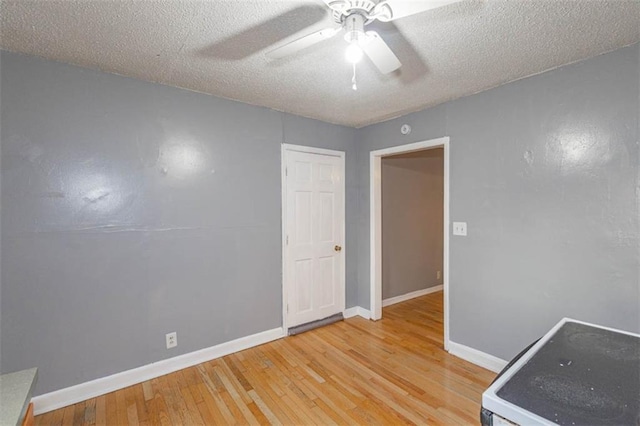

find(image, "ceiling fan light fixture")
[345,41,363,64]
[343,13,366,44]
[268,0,461,82]
[343,13,366,64]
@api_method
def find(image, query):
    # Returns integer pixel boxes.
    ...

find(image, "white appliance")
[481,318,640,425]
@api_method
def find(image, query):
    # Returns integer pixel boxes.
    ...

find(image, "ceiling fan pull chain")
[352,62,358,91]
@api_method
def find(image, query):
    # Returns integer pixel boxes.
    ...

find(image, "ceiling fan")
[266,0,462,89]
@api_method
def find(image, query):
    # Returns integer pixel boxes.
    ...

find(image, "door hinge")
[287,303,289,313]
[285,167,288,177]
[286,235,289,245]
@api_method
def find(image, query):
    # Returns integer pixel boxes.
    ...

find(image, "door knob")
[334,245,342,252]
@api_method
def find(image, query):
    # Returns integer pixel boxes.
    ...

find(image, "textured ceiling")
[1,0,639,128]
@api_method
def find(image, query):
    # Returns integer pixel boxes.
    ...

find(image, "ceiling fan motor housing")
[331,0,377,23]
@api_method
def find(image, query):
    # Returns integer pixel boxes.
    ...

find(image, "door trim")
[281,143,346,335]
[369,137,450,350]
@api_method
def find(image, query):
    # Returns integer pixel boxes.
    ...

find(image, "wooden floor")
[35,292,495,425]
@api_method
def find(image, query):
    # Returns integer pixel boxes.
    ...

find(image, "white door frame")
[369,137,450,350]
[281,143,346,335]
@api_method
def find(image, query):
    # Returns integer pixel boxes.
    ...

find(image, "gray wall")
[357,43,639,361]
[1,42,638,396]
[382,149,443,299]
[0,51,356,395]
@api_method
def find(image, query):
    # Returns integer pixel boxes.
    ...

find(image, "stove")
[482,318,640,425]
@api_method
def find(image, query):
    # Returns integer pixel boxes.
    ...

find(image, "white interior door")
[283,145,345,329]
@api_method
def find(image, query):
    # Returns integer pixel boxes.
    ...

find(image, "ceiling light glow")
[345,42,363,64]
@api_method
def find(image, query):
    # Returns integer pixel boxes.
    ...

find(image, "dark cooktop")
[496,321,640,425]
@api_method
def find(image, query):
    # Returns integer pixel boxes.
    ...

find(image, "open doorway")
[381,149,444,306]
[370,137,450,350]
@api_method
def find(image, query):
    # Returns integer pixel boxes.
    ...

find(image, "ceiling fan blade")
[266,27,340,59]
[374,0,463,22]
[362,31,402,74]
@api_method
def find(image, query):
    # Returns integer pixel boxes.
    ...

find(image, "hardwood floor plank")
[247,389,282,426]
[94,396,106,426]
[82,397,96,426]
[155,374,181,425]
[195,381,228,424]
[197,363,242,424]
[178,384,204,426]
[35,291,495,425]
[213,364,258,425]
[104,392,117,425]
[124,387,139,425]
[114,387,128,426]
[141,382,154,402]
[125,403,138,426]
[238,362,297,423]
[46,408,64,426]
[169,371,199,425]
[48,404,64,426]
[131,384,149,426]
[34,409,53,426]
[59,404,75,426]
[72,401,85,426]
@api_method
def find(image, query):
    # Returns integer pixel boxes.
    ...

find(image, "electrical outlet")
[437,271,442,280]
[453,222,467,236]
[166,332,177,349]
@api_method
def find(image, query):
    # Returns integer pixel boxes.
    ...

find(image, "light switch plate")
[453,222,467,236]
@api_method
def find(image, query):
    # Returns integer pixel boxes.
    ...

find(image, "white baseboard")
[344,307,358,318]
[382,285,443,307]
[356,307,371,319]
[447,341,507,373]
[33,327,285,415]
[344,306,372,320]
